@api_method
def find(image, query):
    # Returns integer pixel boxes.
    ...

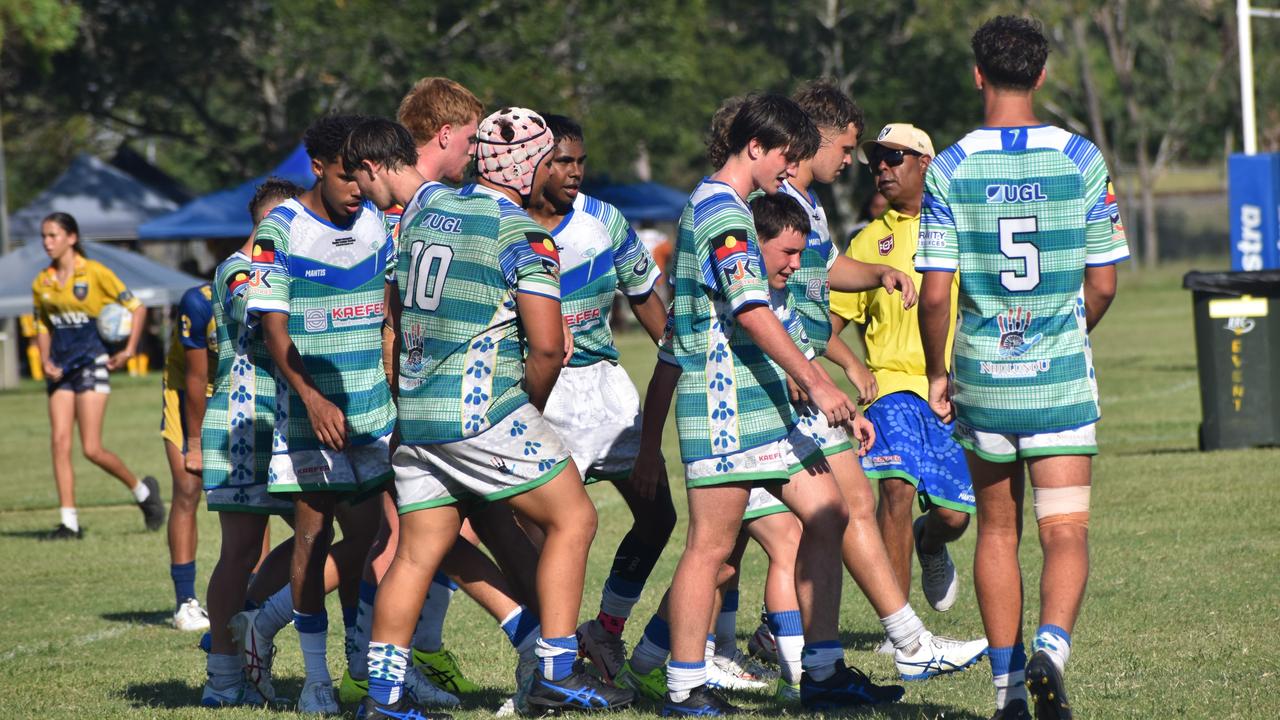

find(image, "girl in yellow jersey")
[31,212,164,539]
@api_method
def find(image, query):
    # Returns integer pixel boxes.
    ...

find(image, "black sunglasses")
[867,146,922,172]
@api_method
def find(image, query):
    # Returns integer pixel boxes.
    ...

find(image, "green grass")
[1,259,1277,719]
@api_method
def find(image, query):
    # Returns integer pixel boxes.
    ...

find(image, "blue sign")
[1228,153,1280,271]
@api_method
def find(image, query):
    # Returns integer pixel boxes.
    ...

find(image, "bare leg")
[208,513,270,654]
[505,462,598,638]
[290,493,337,614]
[774,461,849,642]
[826,450,906,617]
[74,391,138,489]
[1027,456,1091,633]
[48,390,77,511]
[164,440,201,566]
[745,512,801,612]
[370,505,465,647]
[667,483,750,665]
[969,453,1025,649]
[875,476,917,596]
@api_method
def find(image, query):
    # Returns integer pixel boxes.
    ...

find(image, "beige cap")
[858,123,935,163]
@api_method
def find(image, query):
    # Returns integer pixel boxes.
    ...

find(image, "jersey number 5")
[405,242,454,311]
[998,217,1040,292]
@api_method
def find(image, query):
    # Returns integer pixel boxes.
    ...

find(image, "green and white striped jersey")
[671,179,796,462]
[916,125,1129,434]
[779,180,837,354]
[245,199,397,450]
[202,252,275,488]
[394,183,562,443]
[552,192,660,367]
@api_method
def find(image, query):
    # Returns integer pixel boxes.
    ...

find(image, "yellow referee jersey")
[829,208,958,403]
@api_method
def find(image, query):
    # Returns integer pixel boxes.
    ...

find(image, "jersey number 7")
[998,217,1040,292]
[405,242,455,311]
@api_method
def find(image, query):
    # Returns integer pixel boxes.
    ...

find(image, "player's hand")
[184,438,203,474]
[630,451,666,501]
[845,362,877,405]
[106,348,134,371]
[786,374,810,404]
[306,395,348,450]
[43,360,63,382]
[561,316,574,367]
[804,372,856,430]
[850,414,875,456]
[881,269,918,309]
[927,374,953,424]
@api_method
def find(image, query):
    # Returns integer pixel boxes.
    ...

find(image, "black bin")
[1183,270,1280,450]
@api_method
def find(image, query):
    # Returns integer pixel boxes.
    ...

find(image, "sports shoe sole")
[1025,651,1072,720]
[897,646,987,681]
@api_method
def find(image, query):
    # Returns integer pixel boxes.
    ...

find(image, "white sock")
[60,507,79,532]
[412,578,454,653]
[255,586,294,639]
[714,610,737,659]
[666,660,706,702]
[704,634,716,661]
[881,603,926,654]
[630,635,670,676]
[775,634,804,685]
[1033,628,1072,674]
[295,613,331,683]
[206,652,241,689]
[132,481,150,503]
[995,670,1027,709]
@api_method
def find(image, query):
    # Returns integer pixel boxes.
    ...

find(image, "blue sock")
[630,614,671,675]
[432,571,458,592]
[766,610,804,684]
[801,640,844,682]
[989,644,1027,678]
[1033,624,1072,669]
[501,606,540,651]
[536,636,578,681]
[367,642,408,705]
[171,561,196,607]
[294,610,331,682]
[342,605,358,630]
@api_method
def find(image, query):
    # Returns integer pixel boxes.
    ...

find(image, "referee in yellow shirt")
[827,124,975,625]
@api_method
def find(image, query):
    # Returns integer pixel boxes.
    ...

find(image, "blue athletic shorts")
[861,391,975,514]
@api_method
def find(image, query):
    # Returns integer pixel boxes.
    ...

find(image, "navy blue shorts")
[47,356,110,395]
[861,391,975,513]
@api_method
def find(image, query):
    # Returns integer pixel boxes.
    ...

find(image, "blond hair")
[397,77,484,145]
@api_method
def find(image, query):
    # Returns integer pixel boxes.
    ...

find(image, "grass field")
[1,259,1277,720]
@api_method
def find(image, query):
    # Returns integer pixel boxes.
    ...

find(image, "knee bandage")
[1032,486,1091,530]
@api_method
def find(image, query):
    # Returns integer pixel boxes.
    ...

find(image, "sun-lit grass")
[0,258,1275,719]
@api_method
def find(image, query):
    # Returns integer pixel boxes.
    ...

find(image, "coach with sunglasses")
[826,122,976,627]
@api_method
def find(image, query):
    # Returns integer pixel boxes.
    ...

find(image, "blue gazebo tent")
[8,154,180,244]
[581,181,688,223]
[138,143,314,240]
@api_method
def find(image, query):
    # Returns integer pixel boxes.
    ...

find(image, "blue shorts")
[47,356,110,395]
[861,391,975,514]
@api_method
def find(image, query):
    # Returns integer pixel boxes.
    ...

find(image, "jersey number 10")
[405,242,455,311]
[998,217,1040,292]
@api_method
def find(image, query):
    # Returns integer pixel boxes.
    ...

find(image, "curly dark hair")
[303,113,367,162]
[750,193,811,241]
[971,15,1049,91]
[792,78,864,136]
[248,177,305,220]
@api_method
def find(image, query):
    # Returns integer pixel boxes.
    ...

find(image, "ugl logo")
[1224,317,1256,335]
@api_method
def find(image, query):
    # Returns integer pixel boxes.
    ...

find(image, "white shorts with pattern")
[793,399,854,456]
[395,403,572,513]
[267,431,394,495]
[207,484,295,515]
[954,421,1098,463]
[543,361,644,483]
[685,424,824,489]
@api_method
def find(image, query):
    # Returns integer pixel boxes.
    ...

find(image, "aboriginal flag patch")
[710,229,750,265]
[526,232,560,265]
[226,270,250,295]
[252,237,275,265]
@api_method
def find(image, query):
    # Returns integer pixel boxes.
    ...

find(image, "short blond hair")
[397,77,484,145]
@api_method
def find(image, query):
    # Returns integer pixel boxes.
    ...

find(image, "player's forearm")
[918,272,953,379]
[382,283,401,389]
[629,292,668,345]
[183,351,209,440]
[735,304,825,391]
[639,360,680,455]
[125,305,147,355]
[1083,264,1118,332]
[823,314,861,372]
[260,313,324,407]
[515,292,566,411]
[828,256,888,293]
[35,332,52,364]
